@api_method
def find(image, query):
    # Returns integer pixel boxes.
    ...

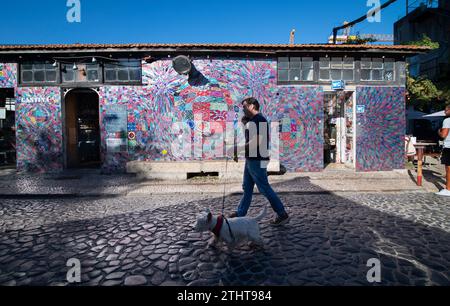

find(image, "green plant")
[406,76,449,111]
[406,34,440,49]
[343,35,377,45]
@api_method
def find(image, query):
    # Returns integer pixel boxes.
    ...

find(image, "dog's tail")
[254,206,267,222]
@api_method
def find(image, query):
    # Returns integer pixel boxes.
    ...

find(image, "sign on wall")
[356,105,365,114]
[104,104,128,152]
[332,80,345,90]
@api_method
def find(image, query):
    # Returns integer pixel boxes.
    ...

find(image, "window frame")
[18,58,143,87]
[277,56,315,84]
[103,58,142,84]
[19,61,58,85]
[319,57,355,82]
[60,62,102,84]
[359,57,396,82]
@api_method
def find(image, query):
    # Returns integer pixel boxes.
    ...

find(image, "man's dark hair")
[242,97,260,111]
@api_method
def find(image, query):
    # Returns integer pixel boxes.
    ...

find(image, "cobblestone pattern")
[0,192,449,286]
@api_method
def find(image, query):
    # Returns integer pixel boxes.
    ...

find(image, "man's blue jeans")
[237,159,287,217]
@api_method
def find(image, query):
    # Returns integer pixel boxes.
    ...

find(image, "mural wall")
[0,63,17,88]
[15,87,63,172]
[99,59,324,173]
[355,86,405,171]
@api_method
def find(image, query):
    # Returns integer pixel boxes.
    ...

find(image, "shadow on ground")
[0,176,449,286]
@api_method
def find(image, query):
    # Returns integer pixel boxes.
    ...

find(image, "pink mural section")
[15,87,63,172]
[100,59,324,172]
[0,63,17,88]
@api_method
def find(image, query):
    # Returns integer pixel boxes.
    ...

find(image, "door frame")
[62,87,101,169]
[322,87,356,169]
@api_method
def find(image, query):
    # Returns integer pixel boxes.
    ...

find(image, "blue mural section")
[356,86,406,171]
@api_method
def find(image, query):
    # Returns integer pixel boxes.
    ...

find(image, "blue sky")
[1,0,408,44]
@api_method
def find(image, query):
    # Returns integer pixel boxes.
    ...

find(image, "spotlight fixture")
[92,57,97,63]
[72,63,78,70]
[52,61,57,67]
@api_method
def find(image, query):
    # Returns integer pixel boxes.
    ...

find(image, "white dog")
[193,206,267,249]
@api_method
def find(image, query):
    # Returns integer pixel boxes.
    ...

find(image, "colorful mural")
[15,87,63,172]
[9,58,409,174]
[99,59,324,172]
[355,86,406,171]
[0,63,17,88]
[265,87,324,172]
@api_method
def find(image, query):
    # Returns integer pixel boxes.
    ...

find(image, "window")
[61,63,100,83]
[104,59,142,83]
[360,58,395,81]
[278,57,314,82]
[20,61,57,84]
[319,57,354,81]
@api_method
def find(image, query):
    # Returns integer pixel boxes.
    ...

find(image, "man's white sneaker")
[435,189,450,196]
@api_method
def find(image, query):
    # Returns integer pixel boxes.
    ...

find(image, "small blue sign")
[331,80,345,90]
[356,105,365,113]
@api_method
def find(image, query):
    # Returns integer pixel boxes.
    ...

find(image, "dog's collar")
[211,215,224,237]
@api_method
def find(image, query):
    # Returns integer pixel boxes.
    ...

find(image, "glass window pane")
[34,70,45,82]
[129,60,141,68]
[129,69,141,81]
[302,69,313,81]
[289,69,301,81]
[361,69,371,80]
[372,58,383,69]
[86,63,99,71]
[343,57,354,69]
[331,58,342,69]
[118,69,129,81]
[45,63,56,70]
[105,62,118,69]
[330,69,342,80]
[45,70,56,82]
[289,57,301,68]
[61,65,74,82]
[319,69,330,80]
[278,69,288,81]
[372,69,383,80]
[384,70,394,81]
[22,71,33,83]
[278,57,289,69]
[361,58,371,69]
[384,60,394,70]
[319,58,330,68]
[21,63,33,70]
[105,69,117,81]
[342,69,353,81]
[87,70,99,81]
[301,59,313,69]
[33,63,44,70]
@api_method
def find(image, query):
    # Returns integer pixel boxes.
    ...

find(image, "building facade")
[0,44,428,175]
[394,0,450,79]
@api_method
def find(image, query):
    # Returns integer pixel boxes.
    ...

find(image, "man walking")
[227,97,290,225]
[436,104,450,196]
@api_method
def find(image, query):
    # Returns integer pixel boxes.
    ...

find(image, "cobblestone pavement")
[1,186,449,286]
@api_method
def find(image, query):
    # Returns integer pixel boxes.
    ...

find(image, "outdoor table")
[413,142,437,186]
